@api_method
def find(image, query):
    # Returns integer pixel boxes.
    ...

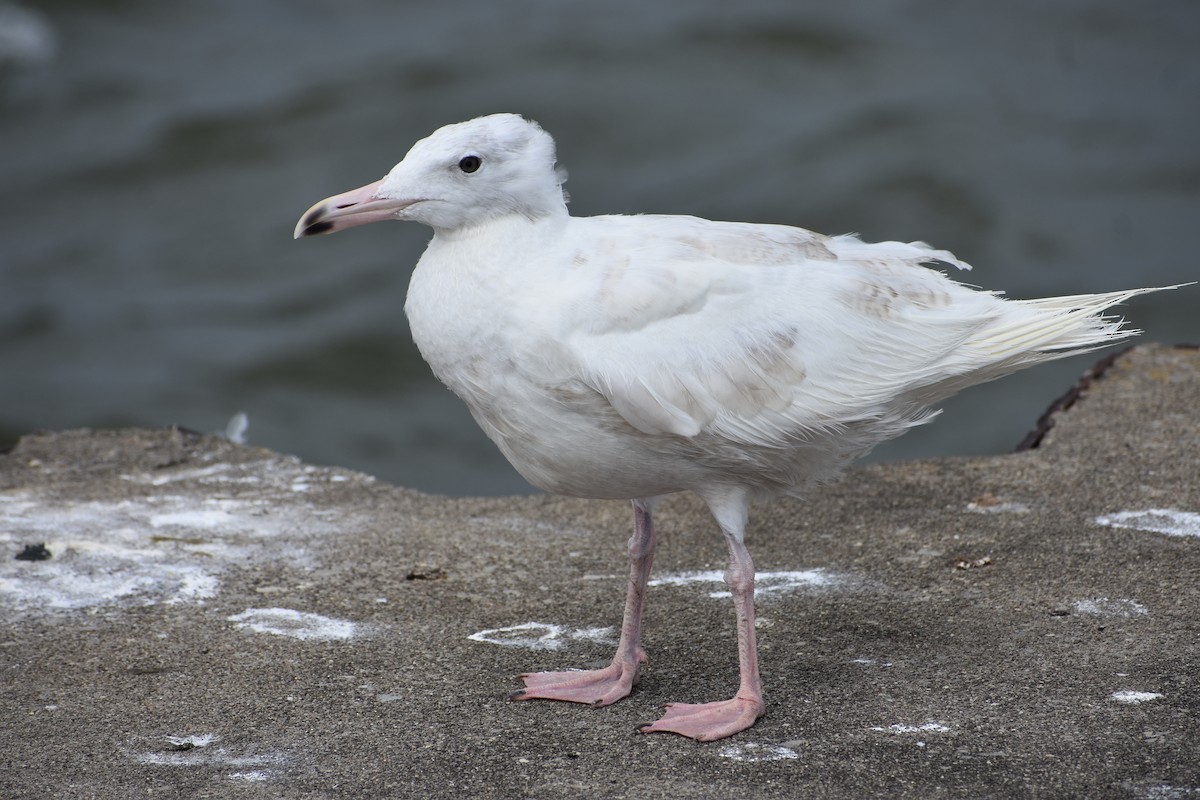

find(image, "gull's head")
[294,113,567,238]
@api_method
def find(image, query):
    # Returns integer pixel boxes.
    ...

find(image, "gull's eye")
[458,155,482,174]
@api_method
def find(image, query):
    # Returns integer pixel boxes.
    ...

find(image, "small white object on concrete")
[227,608,359,641]
[1095,509,1200,538]
[1110,690,1163,704]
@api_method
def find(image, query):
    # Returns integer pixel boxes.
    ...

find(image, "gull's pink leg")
[512,498,657,707]
[640,488,765,741]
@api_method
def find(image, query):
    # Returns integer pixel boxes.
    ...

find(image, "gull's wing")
[559,214,1144,449]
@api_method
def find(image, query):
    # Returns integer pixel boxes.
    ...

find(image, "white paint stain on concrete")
[128,462,257,487]
[468,621,618,651]
[1,458,362,614]
[229,771,271,782]
[130,734,288,778]
[149,507,242,529]
[228,608,359,641]
[119,457,366,491]
[1072,598,1148,617]
[1138,785,1200,799]
[1111,690,1163,704]
[717,742,800,762]
[569,626,619,645]
[871,722,951,734]
[649,569,839,599]
[1094,509,1200,538]
[1,553,219,610]
[965,500,1030,514]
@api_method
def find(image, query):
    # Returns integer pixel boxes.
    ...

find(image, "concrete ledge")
[2,344,1197,798]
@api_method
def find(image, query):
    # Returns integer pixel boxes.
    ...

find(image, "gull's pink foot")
[638,696,765,741]
[512,657,642,707]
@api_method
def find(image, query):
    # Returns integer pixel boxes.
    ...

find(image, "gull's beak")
[293,179,417,239]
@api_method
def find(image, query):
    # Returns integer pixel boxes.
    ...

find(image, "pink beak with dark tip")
[293,179,417,239]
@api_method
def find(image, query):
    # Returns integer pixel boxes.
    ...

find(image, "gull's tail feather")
[975,285,1187,362]
[915,284,1189,404]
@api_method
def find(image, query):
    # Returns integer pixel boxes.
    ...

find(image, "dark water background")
[1,0,1196,495]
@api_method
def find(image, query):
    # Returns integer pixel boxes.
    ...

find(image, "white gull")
[295,113,1179,741]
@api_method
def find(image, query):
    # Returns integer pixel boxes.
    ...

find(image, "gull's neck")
[430,205,571,244]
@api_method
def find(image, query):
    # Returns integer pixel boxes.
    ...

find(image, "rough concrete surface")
[1,344,1197,799]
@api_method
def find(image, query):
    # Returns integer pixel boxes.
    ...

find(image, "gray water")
[2,0,1197,496]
